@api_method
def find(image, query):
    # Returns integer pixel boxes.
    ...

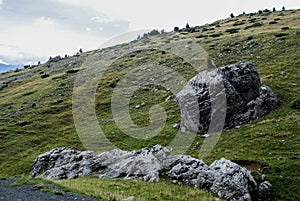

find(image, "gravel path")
[0,178,101,201]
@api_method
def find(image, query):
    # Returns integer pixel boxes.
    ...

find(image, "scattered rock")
[201,134,210,138]
[192,142,200,150]
[31,145,271,201]
[264,74,274,79]
[258,181,272,200]
[279,71,286,76]
[166,95,172,101]
[172,123,180,129]
[176,62,280,133]
[67,61,77,67]
[122,196,137,201]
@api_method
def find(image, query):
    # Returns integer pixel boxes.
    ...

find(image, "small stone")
[166,96,172,101]
[172,123,180,129]
[264,74,274,79]
[258,181,272,200]
[172,180,178,184]
[122,196,137,201]
[201,134,210,138]
[279,71,286,76]
[192,142,200,150]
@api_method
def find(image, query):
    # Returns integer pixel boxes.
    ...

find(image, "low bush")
[66,69,80,74]
[290,99,300,110]
[225,28,240,34]
[269,21,278,25]
[274,33,289,38]
[41,74,50,79]
[210,33,223,38]
[233,21,246,26]
[245,22,263,30]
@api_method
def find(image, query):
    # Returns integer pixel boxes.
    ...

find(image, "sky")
[0,0,299,65]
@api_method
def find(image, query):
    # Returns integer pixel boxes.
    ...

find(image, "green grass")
[0,9,299,201]
[55,177,221,201]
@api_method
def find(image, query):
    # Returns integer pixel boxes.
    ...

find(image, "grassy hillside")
[0,9,299,201]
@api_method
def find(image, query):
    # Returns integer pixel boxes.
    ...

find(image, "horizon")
[0,0,299,67]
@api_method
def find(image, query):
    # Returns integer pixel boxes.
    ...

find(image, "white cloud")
[0,15,107,64]
[1,0,299,64]
[51,0,300,31]
[91,15,112,24]
[0,58,8,65]
[34,16,55,26]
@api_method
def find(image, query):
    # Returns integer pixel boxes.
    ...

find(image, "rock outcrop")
[31,145,271,201]
[176,61,280,133]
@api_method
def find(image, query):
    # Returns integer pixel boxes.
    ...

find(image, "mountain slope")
[0,63,23,73]
[0,9,299,201]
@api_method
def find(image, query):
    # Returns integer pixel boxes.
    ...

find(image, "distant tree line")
[229,6,287,19]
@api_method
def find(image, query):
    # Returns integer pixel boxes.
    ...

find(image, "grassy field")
[0,9,299,201]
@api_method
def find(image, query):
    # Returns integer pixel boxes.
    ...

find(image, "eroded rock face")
[31,145,271,201]
[208,158,258,201]
[31,148,99,180]
[176,62,280,133]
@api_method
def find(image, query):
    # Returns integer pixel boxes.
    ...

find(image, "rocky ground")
[0,178,101,201]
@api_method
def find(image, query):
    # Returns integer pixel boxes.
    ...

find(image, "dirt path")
[0,178,101,201]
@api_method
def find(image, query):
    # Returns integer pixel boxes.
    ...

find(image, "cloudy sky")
[0,0,299,65]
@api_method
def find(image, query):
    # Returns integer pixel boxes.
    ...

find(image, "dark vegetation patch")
[225,28,240,34]
[233,21,246,26]
[66,69,80,74]
[274,33,289,37]
[290,99,300,110]
[41,74,50,79]
[245,22,263,29]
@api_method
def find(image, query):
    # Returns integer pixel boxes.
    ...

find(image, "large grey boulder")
[31,145,271,201]
[176,61,280,133]
[31,145,170,182]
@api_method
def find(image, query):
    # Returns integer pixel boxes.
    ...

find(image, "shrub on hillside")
[41,74,50,79]
[245,22,263,30]
[290,99,300,110]
[233,21,246,26]
[269,21,278,25]
[281,27,289,30]
[225,28,240,34]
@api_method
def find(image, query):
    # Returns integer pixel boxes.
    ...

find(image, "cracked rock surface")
[31,145,271,201]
